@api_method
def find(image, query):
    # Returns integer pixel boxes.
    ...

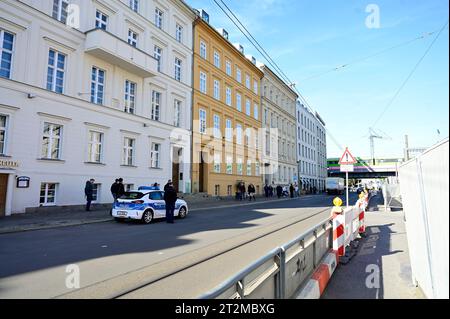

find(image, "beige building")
[191,10,264,197]
[259,64,298,187]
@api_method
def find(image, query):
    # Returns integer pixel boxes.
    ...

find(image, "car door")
[148,191,165,218]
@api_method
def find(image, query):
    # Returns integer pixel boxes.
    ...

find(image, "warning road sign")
[339,147,357,165]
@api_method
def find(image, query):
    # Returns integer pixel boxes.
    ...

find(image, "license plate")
[117,211,128,216]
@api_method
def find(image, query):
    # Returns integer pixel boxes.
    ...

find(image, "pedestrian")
[290,184,295,198]
[313,186,317,194]
[117,178,125,198]
[164,181,177,224]
[264,184,269,198]
[110,179,120,202]
[248,184,256,201]
[276,185,283,199]
[164,179,172,192]
[84,179,95,211]
[269,184,274,197]
[294,184,299,197]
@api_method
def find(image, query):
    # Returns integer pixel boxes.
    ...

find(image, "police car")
[111,186,188,224]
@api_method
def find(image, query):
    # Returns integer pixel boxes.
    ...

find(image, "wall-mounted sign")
[16,176,30,188]
[0,159,19,169]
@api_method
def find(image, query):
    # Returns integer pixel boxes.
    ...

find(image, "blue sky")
[187,0,449,158]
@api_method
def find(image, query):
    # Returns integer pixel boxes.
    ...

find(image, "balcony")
[85,29,157,78]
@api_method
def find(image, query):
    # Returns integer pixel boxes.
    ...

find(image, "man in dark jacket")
[117,178,125,198]
[276,185,283,198]
[289,184,295,198]
[164,180,172,192]
[164,182,177,224]
[110,179,119,202]
[248,184,256,201]
[84,179,95,211]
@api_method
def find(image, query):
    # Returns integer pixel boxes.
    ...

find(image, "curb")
[0,196,315,235]
[295,250,338,299]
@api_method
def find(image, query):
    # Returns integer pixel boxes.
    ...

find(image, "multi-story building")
[296,101,327,193]
[0,0,195,215]
[191,10,264,196]
[259,64,298,187]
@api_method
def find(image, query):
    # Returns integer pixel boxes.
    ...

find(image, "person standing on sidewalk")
[84,179,95,211]
[110,179,119,202]
[164,180,172,192]
[290,184,295,198]
[248,184,256,201]
[164,182,177,224]
[117,178,125,198]
[276,185,283,199]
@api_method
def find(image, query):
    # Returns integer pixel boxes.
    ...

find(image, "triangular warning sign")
[339,147,357,165]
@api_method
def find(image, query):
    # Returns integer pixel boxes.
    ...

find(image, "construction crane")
[368,128,391,165]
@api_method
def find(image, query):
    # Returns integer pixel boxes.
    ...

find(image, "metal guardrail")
[199,218,333,299]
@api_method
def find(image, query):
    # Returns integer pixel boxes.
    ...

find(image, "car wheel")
[178,207,187,219]
[142,210,153,224]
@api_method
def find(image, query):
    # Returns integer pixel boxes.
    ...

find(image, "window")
[237,158,243,175]
[200,41,207,59]
[253,80,258,94]
[154,46,162,72]
[129,0,139,12]
[199,109,206,134]
[0,115,8,155]
[151,143,161,168]
[95,10,108,30]
[46,49,65,93]
[255,131,259,150]
[128,30,138,48]
[175,24,183,43]
[199,72,207,94]
[226,87,232,106]
[41,123,62,159]
[245,128,251,146]
[254,104,259,120]
[247,160,252,176]
[155,8,163,29]
[213,79,220,100]
[88,131,103,163]
[214,185,220,196]
[226,156,233,175]
[213,51,220,68]
[236,124,242,145]
[52,0,68,23]
[213,114,221,138]
[151,91,161,121]
[174,58,182,81]
[225,119,232,142]
[92,183,100,202]
[236,93,242,112]
[174,100,181,127]
[91,67,105,104]
[213,152,221,173]
[122,137,135,166]
[40,183,57,205]
[0,30,14,79]
[245,74,250,89]
[225,60,231,76]
[245,99,251,116]
[124,80,136,114]
[255,161,260,176]
[236,67,241,83]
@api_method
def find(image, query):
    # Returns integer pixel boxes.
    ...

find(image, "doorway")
[172,147,181,192]
[199,151,207,193]
[0,174,8,217]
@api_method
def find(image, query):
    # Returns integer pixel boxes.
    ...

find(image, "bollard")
[358,193,366,237]
[332,197,345,258]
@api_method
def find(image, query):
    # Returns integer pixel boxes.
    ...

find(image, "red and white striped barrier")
[332,210,345,257]
[296,251,338,299]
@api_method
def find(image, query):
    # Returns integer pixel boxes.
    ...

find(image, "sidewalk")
[0,195,309,234]
[322,209,425,299]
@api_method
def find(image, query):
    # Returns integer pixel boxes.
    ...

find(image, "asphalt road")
[0,193,357,299]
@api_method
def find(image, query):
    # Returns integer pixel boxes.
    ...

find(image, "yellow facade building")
[192,15,264,196]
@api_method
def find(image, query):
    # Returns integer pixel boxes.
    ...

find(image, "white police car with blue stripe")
[112,186,188,224]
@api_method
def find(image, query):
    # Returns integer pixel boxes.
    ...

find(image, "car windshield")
[120,192,145,200]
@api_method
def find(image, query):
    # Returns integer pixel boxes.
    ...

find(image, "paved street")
[0,194,355,299]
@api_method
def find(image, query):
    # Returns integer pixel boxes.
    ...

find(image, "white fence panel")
[398,139,449,299]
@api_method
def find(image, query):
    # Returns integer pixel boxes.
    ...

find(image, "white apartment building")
[259,64,298,187]
[296,101,327,193]
[0,0,195,215]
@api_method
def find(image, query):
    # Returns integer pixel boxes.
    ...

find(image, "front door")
[0,174,8,217]
[172,148,180,192]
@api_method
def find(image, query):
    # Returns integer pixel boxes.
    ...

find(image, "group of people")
[236,182,257,201]
[84,178,178,224]
[264,183,299,199]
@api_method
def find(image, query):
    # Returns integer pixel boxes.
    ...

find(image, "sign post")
[339,147,357,208]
